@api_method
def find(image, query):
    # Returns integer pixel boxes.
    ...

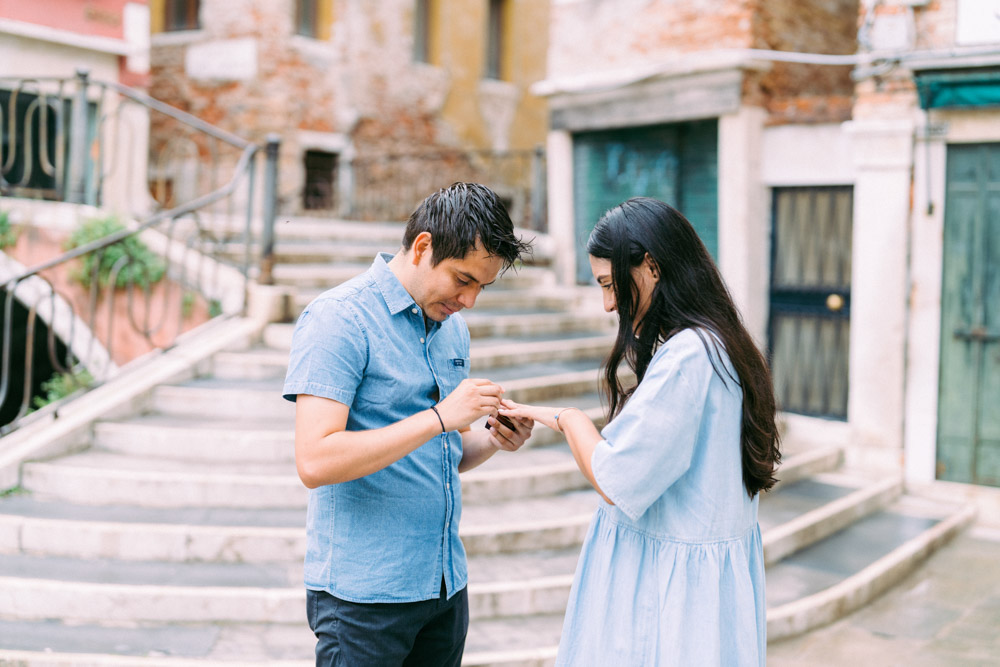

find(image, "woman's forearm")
[559,408,613,505]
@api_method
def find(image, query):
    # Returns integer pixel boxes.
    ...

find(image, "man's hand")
[486,398,534,451]
[436,378,505,431]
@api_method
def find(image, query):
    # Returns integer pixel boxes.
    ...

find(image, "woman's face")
[589,255,658,328]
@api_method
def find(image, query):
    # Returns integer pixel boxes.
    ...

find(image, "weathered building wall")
[546,0,857,126]
[844,0,1000,491]
[546,0,756,81]
[149,0,549,217]
[750,0,858,124]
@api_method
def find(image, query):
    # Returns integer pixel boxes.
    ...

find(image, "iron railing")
[0,70,279,434]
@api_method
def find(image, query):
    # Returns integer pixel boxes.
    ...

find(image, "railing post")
[530,144,546,233]
[66,69,90,204]
[259,133,281,286]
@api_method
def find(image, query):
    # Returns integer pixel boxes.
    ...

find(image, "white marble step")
[207,333,614,381]
[0,467,922,628]
[0,613,564,666]
[150,363,611,419]
[92,414,294,462]
[261,309,617,349]
[274,263,555,290]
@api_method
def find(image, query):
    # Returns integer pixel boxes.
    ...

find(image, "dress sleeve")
[282,298,369,405]
[590,332,716,521]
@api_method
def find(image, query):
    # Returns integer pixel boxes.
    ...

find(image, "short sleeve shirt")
[282,253,470,602]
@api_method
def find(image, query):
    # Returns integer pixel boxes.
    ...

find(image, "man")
[282,182,534,666]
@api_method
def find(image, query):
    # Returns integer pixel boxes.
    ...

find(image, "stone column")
[718,106,769,346]
[844,119,915,466]
[546,129,576,287]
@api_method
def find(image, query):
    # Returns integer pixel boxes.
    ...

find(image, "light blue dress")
[556,329,766,666]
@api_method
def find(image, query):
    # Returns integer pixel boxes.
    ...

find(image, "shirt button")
[420,337,425,344]
[411,307,418,314]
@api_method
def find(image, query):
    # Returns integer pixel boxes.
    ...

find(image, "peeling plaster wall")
[149,0,549,215]
[547,0,857,126]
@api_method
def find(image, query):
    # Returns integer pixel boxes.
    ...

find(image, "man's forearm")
[296,408,444,488]
[458,428,499,473]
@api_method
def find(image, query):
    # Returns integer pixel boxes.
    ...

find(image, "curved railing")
[0,70,278,434]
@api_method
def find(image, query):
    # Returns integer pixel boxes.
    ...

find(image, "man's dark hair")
[402,182,532,271]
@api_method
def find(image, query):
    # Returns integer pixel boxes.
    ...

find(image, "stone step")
[462,311,616,339]
[261,309,616,349]
[20,442,593,509]
[470,333,614,372]
[765,494,976,641]
[0,548,575,627]
[151,378,295,420]
[291,285,574,315]
[208,332,614,381]
[0,613,563,666]
[760,472,903,565]
[274,263,556,291]
[246,240,400,265]
[20,452,307,509]
[271,262,369,288]
[0,481,599,561]
[0,445,846,566]
[92,414,294,462]
[0,617,315,664]
[274,217,407,243]
[152,360,611,419]
[0,469,921,632]
[0,495,305,563]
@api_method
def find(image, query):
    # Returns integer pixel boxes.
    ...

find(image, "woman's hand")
[498,401,569,432]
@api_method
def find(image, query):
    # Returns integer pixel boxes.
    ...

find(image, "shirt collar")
[372,252,419,316]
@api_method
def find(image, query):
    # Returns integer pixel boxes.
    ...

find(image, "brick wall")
[853,0,957,120]
[546,0,857,125]
[750,0,858,125]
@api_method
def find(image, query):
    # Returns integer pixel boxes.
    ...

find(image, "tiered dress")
[556,329,767,666]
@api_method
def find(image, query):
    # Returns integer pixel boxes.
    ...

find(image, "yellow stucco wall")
[433,0,549,150]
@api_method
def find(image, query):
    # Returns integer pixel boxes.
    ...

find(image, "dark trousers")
[306,583,469,667]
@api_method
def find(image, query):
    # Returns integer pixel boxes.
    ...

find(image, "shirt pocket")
[438,356,469,397]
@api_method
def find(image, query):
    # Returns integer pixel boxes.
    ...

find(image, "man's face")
[410,233,503,322]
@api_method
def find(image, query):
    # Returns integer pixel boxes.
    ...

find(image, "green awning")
[915,68,1000,110]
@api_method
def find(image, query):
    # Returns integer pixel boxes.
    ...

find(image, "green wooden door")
[937,143,1000,486]
[768,187,853,419]
[571,120,717,284]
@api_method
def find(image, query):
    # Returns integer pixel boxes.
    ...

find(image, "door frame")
[904,115,1000,486]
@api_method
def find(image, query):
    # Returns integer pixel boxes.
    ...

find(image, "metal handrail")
[0,70,279,435]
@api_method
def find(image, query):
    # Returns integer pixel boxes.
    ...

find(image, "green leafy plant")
[181,291,196,319]
[32,368,94,410]
[0,210,19,250]
[0,485,24,498]
[65,215,165,289]
[208,298,223,318]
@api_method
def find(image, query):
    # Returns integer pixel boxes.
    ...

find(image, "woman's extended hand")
[486,398,535,451]
[499,401,569,432]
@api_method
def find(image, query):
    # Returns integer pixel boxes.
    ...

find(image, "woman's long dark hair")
[587,197,780,496]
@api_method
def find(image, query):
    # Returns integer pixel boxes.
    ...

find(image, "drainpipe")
[66,69,90,205]
[259,134,281,286]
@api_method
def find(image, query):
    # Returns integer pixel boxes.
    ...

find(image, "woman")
[499,197,781,666]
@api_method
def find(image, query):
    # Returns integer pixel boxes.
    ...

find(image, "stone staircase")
[0,219,976,665]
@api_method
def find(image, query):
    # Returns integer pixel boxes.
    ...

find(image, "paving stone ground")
[768,523,1000,666]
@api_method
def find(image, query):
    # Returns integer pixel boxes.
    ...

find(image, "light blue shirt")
[557,329,767,666]
[282,253,470,603]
